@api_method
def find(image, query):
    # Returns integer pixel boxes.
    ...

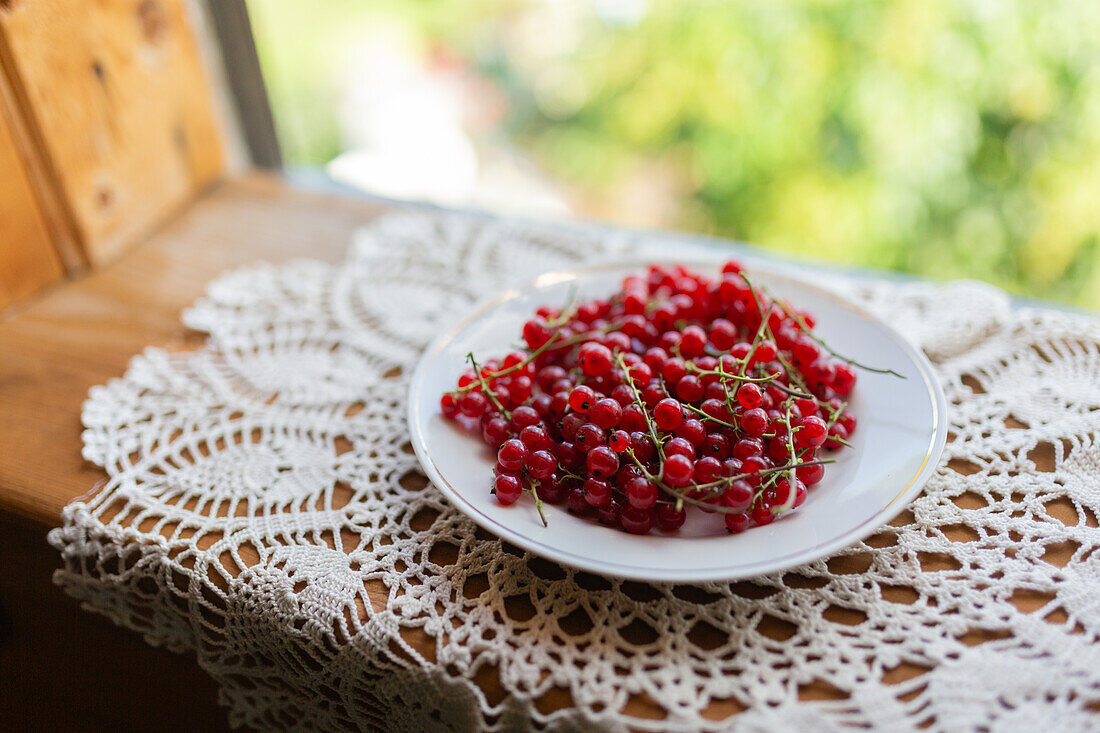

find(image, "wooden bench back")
[0,0,226,311]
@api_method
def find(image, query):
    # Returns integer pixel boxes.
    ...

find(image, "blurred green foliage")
[250,0,1100,307]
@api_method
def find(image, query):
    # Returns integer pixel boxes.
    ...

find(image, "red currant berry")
[662,358,687,384]
[740,407,769,437]
[643,347,669,371]
[833,364,857,396]
[609,429,631,453]
[501,350,527,370]
[694,456,723,483]
[724,512,750,533]
[750,502,775,526]
[574,423,607,453]
[457,370,477,389]
[696,354,717,372]
[679,325,707,357]
[523,320,552,349]
[773,478,807,509]
[708,319,736,351]
[735,383,763,410]
[568,385,596,413]
[701,432,730,459]
[700,399,731,423]
[665,437,696,460]
[653,398,684,431]
[722,480,753,512]
[620,505,654,534]
[615,464,645,490]
[554,441,583,470]
[606,331,631,352]
[497,439,528,472]
[805,358,836,390]
[661,454,694,487]
[793,398,818,418]
[675,375,704,403]
[567,487,596,516]
[610,384,635,407]
[538,475,569,504]
[583,478,612,507]
[589,398,623,429]
[794,415,828,449]
[733,437,763,459]
[796,461,825,486]
[768,438,792,462]
[481,417,510,447]
[492,385,512,410]
[525,449,557,480]
[562,413,585,441]
[675,419,706,447]
[630,432,655,461]
[511,405,541,429]
[440,393,459,418]
[623,290,647,315]
[792,336,819,365]
[506,375,530,403]
[520,425,553,452]
[722,455,743,474]
[578,342,614,377]
[627,362,653,385]
[825,423,849,450]
[655,504,686,532]
[550,392,569,418]
[460,391,489,417]
[537,366,567,393]
[652,305,677,331]
[620,405,647,432]
[741,455,770,486]
[619,315,646,338]
[586,446,620,478]
[752,339,777,364]
[597,497,624,526]
[494,473,523,506]
[703,381,727,401]
[641,382,666,407]
[624,476,657,510]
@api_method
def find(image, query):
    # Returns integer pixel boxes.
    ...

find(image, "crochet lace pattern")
[50,213,1100,731]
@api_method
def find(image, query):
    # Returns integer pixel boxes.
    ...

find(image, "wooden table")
[1,172,1065,729]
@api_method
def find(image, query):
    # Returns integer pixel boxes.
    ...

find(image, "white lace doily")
[49,212,1100,731]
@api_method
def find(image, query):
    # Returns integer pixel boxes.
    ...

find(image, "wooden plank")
[0,0,225,264]
[0,38,85,277]
[0,85,63,310]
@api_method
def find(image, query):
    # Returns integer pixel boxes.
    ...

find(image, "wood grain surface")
[0,85,62,310]
[0,0,224,264]
[0,173,1071,727]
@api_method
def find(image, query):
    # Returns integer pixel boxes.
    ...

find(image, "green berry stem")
[761,283,907,379]
[616,352,666,461]
[467,352,510,419]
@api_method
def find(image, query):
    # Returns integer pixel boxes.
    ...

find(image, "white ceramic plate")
[407,260,947,582]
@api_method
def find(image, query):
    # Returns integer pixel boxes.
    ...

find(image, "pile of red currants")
[440,262,861,535]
